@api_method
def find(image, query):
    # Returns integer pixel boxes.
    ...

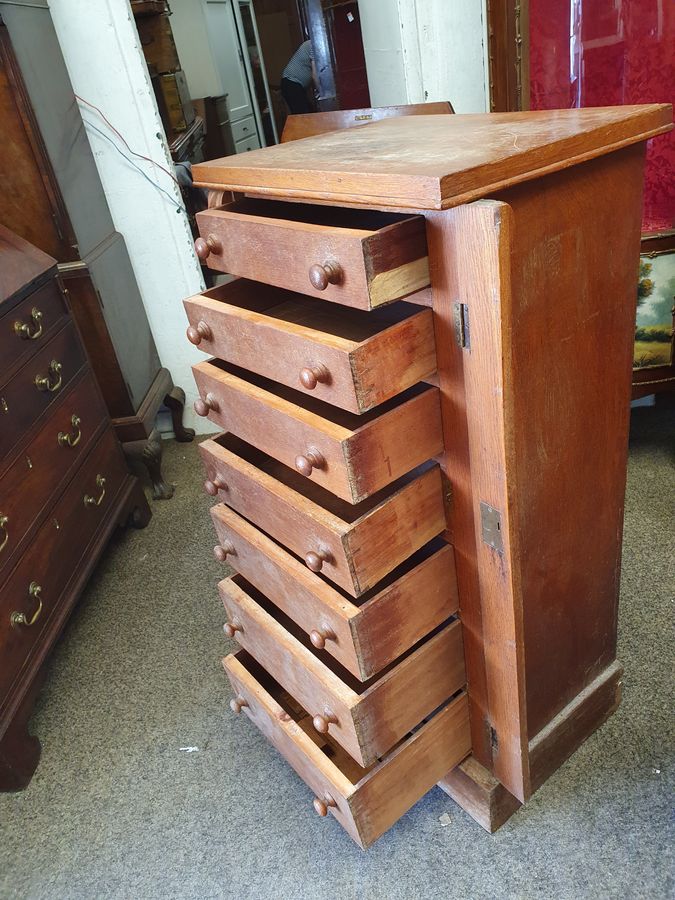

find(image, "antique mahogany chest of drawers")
[0,226,150,790]
[185,106,672,847]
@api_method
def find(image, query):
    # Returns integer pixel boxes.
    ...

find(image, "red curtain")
[529,0,674,231]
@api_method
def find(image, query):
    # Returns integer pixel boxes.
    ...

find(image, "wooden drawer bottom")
[223,651,471,849]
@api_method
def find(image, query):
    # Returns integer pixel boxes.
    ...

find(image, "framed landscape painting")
[634,246,675,370]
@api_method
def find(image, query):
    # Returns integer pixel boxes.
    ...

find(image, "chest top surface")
[0,224,56,308]
[192,105,672,210]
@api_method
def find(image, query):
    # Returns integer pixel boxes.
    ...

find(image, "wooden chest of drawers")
[0,226,150,791]
[186,105,672,847]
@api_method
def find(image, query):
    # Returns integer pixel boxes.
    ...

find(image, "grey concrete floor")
[1,407,673,900]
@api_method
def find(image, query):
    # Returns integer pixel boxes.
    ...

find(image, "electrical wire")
[82,119,186,214]
[75,93,181,187]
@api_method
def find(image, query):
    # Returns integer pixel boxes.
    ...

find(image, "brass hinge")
[480,501,503,553]
[453,302,470,349]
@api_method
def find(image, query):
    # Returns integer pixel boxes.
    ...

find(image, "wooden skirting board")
[440,660,623,831]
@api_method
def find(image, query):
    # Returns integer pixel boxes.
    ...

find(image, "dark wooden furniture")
[187,104,672,846]
[0,15,193,501]
[0,226,150,791]
[280,101,455,142]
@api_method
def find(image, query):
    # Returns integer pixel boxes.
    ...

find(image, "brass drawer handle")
[35,359,63,393]
[309,260,342,291]
[83,474,106,508]
[0,514,8,553]
[58,414,82,448]
[14,307,43,340]
[11,582,43,628]
[299,365,329,391]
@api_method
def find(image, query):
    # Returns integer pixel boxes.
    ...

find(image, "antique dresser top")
[0,224,56,309]
[192,104,672,210]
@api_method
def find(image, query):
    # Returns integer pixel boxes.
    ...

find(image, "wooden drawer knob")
[305,548,332,573]
[313,793,337,817]
[295,448,325,477]
[230,696,248,714]
[299,364,329,390]
[194,393,219,417]
[186,321,213,345]
[214,541,235,561]
[195,233,222,260]
[204,475,227,496]
[309,260,342,291]
[223,621,241,638]
[312,711,338,734]
[309,627,336,650]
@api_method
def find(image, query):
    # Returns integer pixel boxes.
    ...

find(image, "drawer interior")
[212,432,437,524]
[218,197,419,233]
[208,360,431,430]
[233,649,457,777]
[225,573,457,696]
[201,280,427,344]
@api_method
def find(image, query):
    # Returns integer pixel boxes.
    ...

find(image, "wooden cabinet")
[187,104,672,845]
[0,14,194,501]
[0,226,150,791]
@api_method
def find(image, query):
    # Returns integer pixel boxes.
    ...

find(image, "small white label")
[347,11,354,22]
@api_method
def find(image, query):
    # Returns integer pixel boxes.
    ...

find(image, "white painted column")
[360,0,489,113]
[48,0,208,433]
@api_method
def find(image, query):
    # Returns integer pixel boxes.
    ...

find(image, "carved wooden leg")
[0,697,41,792]
[164,385,195,443]
[116,476,152,529]
[124,429,174,500]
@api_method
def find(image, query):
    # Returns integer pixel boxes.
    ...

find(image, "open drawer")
[193,360,443,504]
[184,279,436,414]
[219,575,465,768]
[199,434,447,597]
[211,504,458,681]
[194,198,430,310]
[223,650,471,849]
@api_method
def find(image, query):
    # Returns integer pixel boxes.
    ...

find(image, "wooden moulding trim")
[528,660,623,793]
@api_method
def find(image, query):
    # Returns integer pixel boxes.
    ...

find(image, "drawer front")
[235,135,261,154]
[193,362,443,504]
[0,371,108,575]
[0,426,127,704]
[200,435,446,596]
[220,575,465,767]
[223,651,471,848]
[0,322,87,461]
[0,279,69,385]
[195,199,430,310]
[211,504,459,681]
[184,280,437,414]
[231,115,256,143]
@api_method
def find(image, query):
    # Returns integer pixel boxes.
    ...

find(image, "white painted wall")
[360,0,489,113]
[170,0,222,98]
[47,0,208,433]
